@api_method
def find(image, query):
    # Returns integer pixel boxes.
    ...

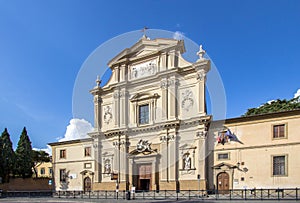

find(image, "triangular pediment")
[108,37,185,67]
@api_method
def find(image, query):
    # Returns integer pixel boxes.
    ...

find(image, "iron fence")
[0,190,52,198]
[51,188,300,200]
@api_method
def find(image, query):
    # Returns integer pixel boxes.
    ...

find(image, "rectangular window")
[40,167,45,175]
[273,155,286,176]
[273,124,285,138]
[84,147,91,157]
[217,153,229,160]
[60,169,66,182]
[49,168,53,175]
[139,104,149,124]
[60,149,66,159]
[84,163,92,169]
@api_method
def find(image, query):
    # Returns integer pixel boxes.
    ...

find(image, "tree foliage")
[32,150,50,163]
[32,149,51,177]
[243,96,300,116]
[15,127,34,178]
[1,128,15,183]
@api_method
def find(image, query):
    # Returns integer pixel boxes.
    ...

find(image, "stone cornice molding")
[102,116,211,137]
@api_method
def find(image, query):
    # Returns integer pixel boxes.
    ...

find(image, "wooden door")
[84,177,91,192]
[217,172,229,194]
[138,164,151,191]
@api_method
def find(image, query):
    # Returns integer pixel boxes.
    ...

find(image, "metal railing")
[51,188,300,200]
[0,190,52,198]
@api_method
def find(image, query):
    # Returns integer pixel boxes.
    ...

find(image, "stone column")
[197,70,206,115]
[159,131,168,181]
[120,90,128,128]
[168,78,178,120]
[196,129,207,187]
[113,139,120,182]
[115,66,120,82]
[93,136,102,182]
[113,92,120,127]
[168,128,177,181]
[119,138,127,182]
[93,95,102,131]
[119,64,126,82]
[160,79,168,120]
[160,52,167,71]
[168,50,175,68]
[193,45,211,115]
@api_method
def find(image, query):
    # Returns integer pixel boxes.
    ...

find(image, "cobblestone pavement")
[0,198,299,203]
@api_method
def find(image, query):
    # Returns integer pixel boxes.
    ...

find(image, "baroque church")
[49,36,300,192]
[51,36,211,192]
[89,36,210,191]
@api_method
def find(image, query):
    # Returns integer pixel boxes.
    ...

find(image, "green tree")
[32,149,50,177]
[15,127,34,178]
[1,128,15,183]
[243,96,300,116]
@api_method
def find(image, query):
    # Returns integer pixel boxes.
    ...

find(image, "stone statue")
[184,153,191,170]
[104,159,111,174]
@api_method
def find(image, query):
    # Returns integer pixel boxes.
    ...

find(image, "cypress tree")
[15,127,33,178]
[1,128,15,183]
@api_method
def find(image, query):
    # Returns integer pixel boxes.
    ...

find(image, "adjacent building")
[34,162,52,178]
[50,138,94,191]
[208,109,300,191]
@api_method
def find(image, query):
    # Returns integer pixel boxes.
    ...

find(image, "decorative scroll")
[181,90,194,111]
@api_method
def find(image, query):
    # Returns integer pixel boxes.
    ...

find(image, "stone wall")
[0,178,52,191]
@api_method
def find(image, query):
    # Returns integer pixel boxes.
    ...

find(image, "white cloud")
[33,145,52,155]
[294,89,300,98]
[58,118,93,142]
[173,31,185,40]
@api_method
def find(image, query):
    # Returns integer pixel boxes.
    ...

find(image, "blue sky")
[0,0,299,150]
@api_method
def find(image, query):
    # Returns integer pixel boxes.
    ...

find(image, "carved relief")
[160,79,179,89]
[93,96,102,103]
[129,139,157,155]
[181,90,194,111]
[103,106,112,124]
[131,60,157,79]
[160,135,175,142]
[113,92,120,99]
[197,71,206,81]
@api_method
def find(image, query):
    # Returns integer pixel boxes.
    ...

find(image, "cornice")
[48,138,93,147]
[102,116,211,137]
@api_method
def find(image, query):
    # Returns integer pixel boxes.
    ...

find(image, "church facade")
[49,37,300,192]
[88,37,210,191]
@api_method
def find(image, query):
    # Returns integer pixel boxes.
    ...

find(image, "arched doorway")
[217,172,229,194]
[84,177,92,192]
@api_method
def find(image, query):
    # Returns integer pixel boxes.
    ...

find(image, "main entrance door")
[84,177,91,192]
[137,164,151,191]
[217,172,229,194]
